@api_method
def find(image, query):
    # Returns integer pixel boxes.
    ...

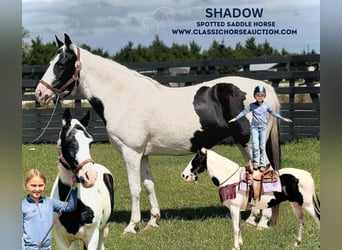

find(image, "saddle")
[244,162,279,202]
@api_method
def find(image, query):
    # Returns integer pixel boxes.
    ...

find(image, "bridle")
[57,144,94,175]
[39,47,81,96]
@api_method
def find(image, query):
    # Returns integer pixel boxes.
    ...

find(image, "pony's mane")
[206,149,240,169]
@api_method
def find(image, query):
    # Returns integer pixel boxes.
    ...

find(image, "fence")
[22,54,320,143]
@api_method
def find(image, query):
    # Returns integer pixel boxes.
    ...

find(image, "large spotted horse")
[181,148,320,250]
[51,108,114,249]
[35,34,282,234]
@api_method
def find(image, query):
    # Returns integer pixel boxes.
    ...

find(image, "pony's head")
[35,34,80,104]
[181,148,208,182]
[58,108,97,188]
[182,148,241,187]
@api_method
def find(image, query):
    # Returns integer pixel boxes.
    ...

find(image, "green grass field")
[22,139,320,249]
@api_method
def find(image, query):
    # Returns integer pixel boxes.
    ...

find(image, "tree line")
[22,27,317,66]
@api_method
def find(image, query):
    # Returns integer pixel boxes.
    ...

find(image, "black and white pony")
[35,34,282,233]
[51,108,114,249]
[181,148,320,250]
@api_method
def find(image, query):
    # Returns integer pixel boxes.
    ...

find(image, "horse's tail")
[269,204,280,226]
[313,192,320,222]
[266,118,281,170]
[266,117,281,226]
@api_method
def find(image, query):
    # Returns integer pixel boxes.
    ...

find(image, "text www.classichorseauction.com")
[170,7,298,36]
[171,28,297,36]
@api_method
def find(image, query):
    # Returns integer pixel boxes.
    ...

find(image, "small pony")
[181,148,320,250]
[51,108,114,249]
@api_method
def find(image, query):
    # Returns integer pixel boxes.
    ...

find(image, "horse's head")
[182,148,241,187]
[35,34,81,104]
[181,148,208,182]
[58,108,97,188]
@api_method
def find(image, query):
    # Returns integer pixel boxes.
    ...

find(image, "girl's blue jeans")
[251,124,267,167]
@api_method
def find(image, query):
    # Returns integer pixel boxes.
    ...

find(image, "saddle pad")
[219,184,237,202]
[239,168,282,192]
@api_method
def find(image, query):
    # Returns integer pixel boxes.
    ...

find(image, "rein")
[218,166,242,186]
[39,47,81,96]
[30,95,60,143]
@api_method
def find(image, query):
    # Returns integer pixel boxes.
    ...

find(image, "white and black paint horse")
[36,34,281,233]
[181,148,320,250]
[52,108,114,249]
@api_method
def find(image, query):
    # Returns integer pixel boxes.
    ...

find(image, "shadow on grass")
[109,206,251,223]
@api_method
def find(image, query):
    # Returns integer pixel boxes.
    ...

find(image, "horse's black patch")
[58,179,94,234]
[190,83,250,151]
[268,174,303,208]
[211,177,220,186]
[103,173,115,214]
[52,48,77,92]
[89,96,106,126]
[60,126,79,169]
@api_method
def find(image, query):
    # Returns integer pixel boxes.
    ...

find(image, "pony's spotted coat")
[51,109,114,249]
[181,149,320,250]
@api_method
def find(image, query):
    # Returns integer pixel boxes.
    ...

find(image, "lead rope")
[31,95,60,143]
[37,185,74,250]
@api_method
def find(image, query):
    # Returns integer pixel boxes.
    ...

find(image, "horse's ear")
[62,108,72,126]
[64,33,72,48]
[55,35,64,48]
[80,110,90,127]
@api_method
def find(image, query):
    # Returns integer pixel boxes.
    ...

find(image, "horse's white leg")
[70,240,81,250]
[303,194,320,227]
[122,147,143,234]
[97,226,108,250]
[245,207,260,226]
[290,202,304,246]
[84,228,100,250]
[228,205,243,250]
[141,156,160,228]
[256,207,271,229]
[54,227,72,250]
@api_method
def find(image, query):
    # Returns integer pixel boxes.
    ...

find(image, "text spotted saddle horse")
[241,162,280,206]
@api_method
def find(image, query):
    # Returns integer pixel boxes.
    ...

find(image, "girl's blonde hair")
[24,168,46,185]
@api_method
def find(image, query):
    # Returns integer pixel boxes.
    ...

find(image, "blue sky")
[22,0,320,55]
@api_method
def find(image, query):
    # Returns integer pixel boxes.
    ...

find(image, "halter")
[39,47,81,96]
[57,144,94,175]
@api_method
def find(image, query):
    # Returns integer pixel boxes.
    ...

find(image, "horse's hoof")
[123,229,137,235]
[144,223,159,231]
[123,226,137,235]
[245,220,257,226]
[146,221,159,228]
[294,239,301,247]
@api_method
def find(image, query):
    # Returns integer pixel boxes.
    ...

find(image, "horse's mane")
[206,149,240,169]
[80,47,162,88]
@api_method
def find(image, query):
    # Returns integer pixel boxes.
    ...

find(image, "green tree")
[189,41,201,60]
[80,44,110,58]
[22,27,31,58]
[22,36,57,65]
[148,35,169,61]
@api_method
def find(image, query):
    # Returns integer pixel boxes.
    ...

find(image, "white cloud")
[22,0,320,54]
